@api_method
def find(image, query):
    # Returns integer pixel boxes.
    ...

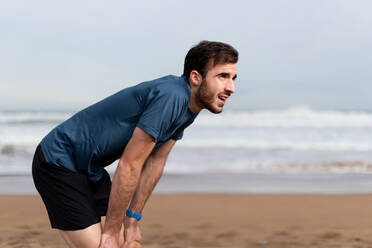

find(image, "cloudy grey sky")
[1,0,371,111]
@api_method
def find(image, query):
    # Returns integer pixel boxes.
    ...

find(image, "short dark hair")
[183,40,239,78]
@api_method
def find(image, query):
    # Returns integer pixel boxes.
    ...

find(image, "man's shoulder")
[141,75,189,99]
[146,74,185,87]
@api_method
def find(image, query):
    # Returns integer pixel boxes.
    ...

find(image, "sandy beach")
[1,194,372,247]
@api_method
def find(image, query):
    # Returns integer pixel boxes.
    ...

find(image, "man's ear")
[189,70,203,87]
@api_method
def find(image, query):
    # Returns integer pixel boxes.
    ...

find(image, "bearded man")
[32,40,238,248]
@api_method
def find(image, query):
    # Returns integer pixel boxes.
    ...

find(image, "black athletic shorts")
[32,144,112,230]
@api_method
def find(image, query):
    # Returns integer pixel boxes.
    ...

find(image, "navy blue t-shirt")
[40,75,198,181]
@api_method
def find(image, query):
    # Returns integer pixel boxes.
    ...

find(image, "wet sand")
[1,194,372,247]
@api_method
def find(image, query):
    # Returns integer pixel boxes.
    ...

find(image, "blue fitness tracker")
[126,209,142,221]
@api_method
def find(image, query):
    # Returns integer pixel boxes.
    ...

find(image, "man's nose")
[226,79,235,94]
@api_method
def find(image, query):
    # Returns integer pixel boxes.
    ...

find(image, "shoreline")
[2,172,372,194]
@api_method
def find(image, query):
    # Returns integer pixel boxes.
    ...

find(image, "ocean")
[1,107,372,194]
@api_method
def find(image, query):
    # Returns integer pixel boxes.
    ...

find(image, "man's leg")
[58,217,125,248]
[58,223,102,248]
[33,146,121,247]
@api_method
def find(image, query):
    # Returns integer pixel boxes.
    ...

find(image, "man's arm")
[123,139,176,244]
[100,127,156,247]
[129,138,176,213]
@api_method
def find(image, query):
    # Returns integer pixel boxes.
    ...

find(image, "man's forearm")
[103,161,143,236]
[128,155,166,213]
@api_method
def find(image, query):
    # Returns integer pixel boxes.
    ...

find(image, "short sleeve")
[171,130,184,141]
[137,88,181,141]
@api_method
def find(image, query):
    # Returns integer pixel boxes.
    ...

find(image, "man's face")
[196,63,237,113]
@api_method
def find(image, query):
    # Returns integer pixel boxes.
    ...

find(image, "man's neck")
[188,87,202,113]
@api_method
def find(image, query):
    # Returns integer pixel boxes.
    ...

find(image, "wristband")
[126,209,142,221]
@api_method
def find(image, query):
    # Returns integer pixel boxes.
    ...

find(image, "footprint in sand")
[27,231,41,236]
[319,232,342,239]
[173,232,189,240]
[215,231,239,239]
[352,237,363,242]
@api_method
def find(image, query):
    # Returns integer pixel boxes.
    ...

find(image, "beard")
[196,78,223,114]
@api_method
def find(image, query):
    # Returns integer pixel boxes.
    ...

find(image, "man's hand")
[121,218,142,248]
[122,241,141,248]
[100,233,120,248]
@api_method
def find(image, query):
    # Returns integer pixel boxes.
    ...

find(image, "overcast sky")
[1,0,371,111]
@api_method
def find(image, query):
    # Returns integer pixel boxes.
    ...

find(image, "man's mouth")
[218,94,229,103]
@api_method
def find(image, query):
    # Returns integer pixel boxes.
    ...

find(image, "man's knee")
[58,223,102,248]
